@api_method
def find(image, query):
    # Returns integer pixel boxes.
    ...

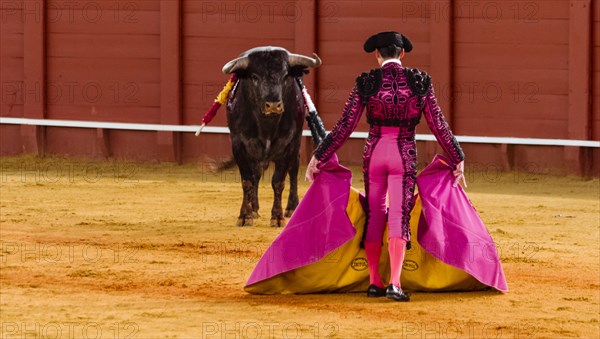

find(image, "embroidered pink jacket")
[314,62,464,165]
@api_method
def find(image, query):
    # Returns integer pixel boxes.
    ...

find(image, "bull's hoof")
[236,216,254,227]
[252,211,260,218]
[270,217,286,227]
[284,209,295,218]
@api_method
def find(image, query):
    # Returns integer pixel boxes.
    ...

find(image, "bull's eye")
[251,74,260,83]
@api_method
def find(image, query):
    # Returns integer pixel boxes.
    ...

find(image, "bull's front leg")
[285,154,299,217]
[232,142,258,227]
[270,160,289,227]
[251,162,265,218]
[237,178,255,226]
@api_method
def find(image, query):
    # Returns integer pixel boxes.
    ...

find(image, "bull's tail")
[214,158,237,172]
[212,158,269,174]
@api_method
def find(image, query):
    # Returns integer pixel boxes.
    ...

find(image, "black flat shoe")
[386,284,410,302]
[366,284,387,297]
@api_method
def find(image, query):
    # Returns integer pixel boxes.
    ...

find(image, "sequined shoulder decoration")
[405,68,431,97]
[356,69,383,98]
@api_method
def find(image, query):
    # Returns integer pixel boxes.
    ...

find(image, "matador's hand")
[305,155,321,182]
[453,161,467,188]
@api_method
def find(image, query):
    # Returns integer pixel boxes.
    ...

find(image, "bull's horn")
[288,53,322,68]
[222,56,250,74]
[222,46,287,74]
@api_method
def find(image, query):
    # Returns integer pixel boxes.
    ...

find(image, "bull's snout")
[263,101,284,115]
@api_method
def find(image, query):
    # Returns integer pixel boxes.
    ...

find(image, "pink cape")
[245,154,508,292]
[245,155,357,286]
[416,154,508,292]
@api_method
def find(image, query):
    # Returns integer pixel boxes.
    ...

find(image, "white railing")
[1,117,599,148]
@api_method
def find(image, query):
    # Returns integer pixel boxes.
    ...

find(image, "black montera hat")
[363,31,413,53]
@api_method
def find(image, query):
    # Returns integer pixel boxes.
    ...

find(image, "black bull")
[222,47,322,227]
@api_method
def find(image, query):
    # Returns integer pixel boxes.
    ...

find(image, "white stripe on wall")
[1,117,599,148]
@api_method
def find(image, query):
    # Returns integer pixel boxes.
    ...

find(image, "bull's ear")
[289,66,309,77]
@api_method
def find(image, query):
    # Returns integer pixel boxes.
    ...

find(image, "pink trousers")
[364,126,412,243]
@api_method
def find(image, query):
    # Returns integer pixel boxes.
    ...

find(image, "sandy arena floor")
[0,156,598,338]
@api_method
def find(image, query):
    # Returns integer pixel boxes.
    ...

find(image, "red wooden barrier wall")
[1,0,598,175]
